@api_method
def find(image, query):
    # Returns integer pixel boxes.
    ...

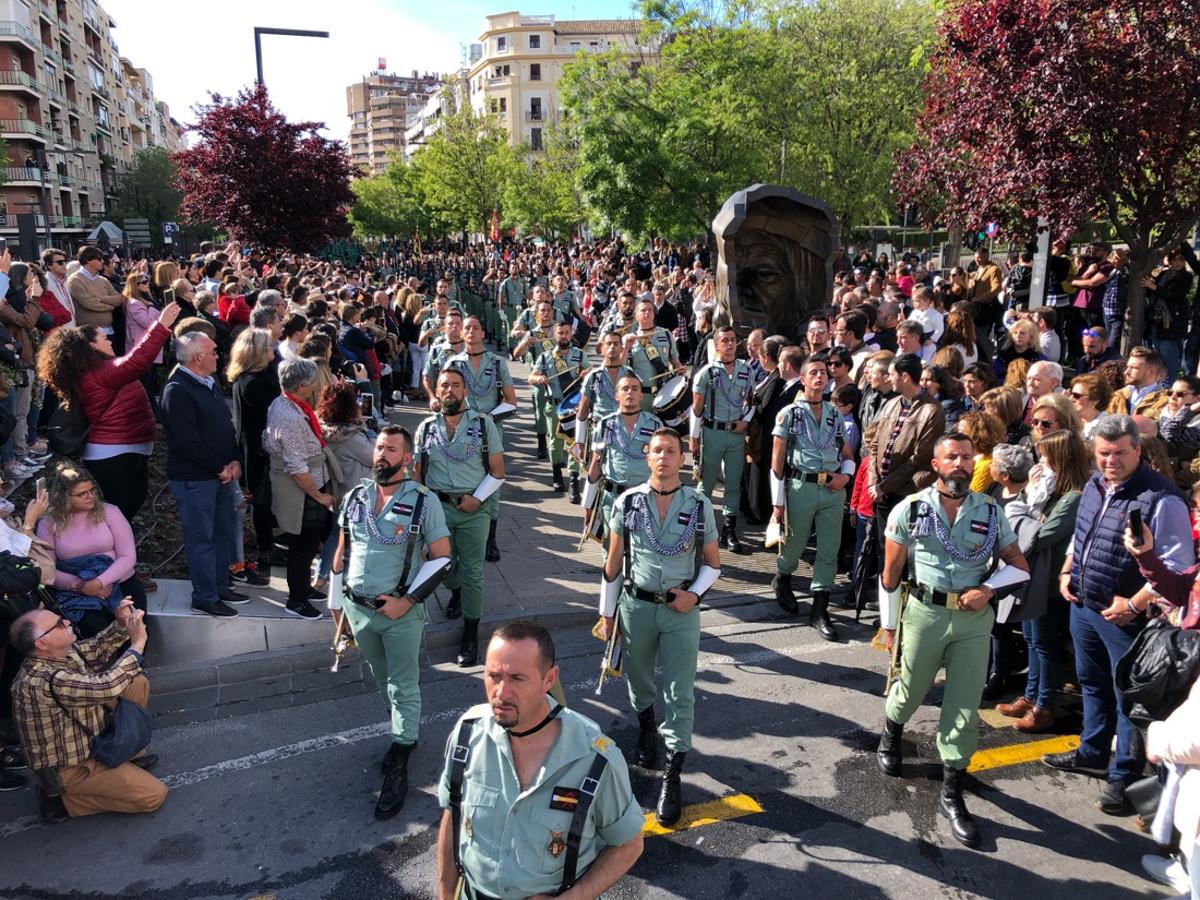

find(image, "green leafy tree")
[111,147,183,235]
[502,127,590,237]
[348,158,435,240]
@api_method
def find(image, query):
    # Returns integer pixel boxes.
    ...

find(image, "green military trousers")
[885,596,994,769]
[618,591,700,753]
[699,426,744,517]
[442,500,492,620]
[532,384,550,437]
[776,480,845,592]
[342,598,426,744]
[543,399,581,474]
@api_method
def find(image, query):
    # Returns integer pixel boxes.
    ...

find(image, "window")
[530,63,541,81]
[497,36,507,51]
[531,128,542,151]
[530,98,542,120]
[529,34,540,49]
[499,98,506,112]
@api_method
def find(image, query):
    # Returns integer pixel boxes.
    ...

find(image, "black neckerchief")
[508,704,561,738]
[649,483,681,497]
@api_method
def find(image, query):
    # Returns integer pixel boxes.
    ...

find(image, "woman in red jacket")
[36,301,182,524]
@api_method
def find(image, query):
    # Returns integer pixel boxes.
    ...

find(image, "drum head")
[653,375,687,409]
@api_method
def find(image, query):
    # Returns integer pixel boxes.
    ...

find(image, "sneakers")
[17,456,45,471]
[193,600,238,618]
[392,390,406,403]
[230,562,270,586]
[0,767,26,791]
[220,589,250,605]
[4,462,38,479]
[1141,853,1191,893]
[1097,780,1134,816]
[285,599,322,620]
[1041,750,1107,776]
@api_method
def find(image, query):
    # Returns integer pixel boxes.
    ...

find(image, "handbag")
[301,485,334,532]
[1115,616,1200,720]
[46,400,90,456]
[0,550,45,620]
[49,682,152,768]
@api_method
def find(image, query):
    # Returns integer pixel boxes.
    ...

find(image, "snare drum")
[652,374,691,427]
[556,390,581,440]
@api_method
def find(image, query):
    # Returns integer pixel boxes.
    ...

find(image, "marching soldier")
[575,331,637,441]
[599,429,721,825]
[530,320,590,502]
[496,262,527,351]
[414,369,506,668]
[877,433,1029,849]
[769,355,853,641]
[422,309,467,405]
[437,620,644,900]
[626,297,684,408]
[550,273,583,327]
[333,425,452,819]
[599,290,637,336]
[582,374,664,541]
[509,285,552,354]
[418,293,454,348]
[445,316,518,562]
[689,326,752,554]
[511,299,557,460]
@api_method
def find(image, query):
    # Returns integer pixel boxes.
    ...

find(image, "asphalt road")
[0,602,1165,899]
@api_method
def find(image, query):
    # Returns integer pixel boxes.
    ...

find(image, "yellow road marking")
[967,734,1079,773]
[642,792,763,837]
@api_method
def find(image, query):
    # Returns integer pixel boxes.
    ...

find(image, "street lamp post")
[254,27,330,85]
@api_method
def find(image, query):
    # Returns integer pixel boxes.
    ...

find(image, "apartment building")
[402,68,469,160]
[346,70,440,175]
[0,0,182,250]
[466,12,646,150]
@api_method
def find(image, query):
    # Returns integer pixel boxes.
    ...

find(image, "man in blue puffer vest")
[1043,415,1195,815]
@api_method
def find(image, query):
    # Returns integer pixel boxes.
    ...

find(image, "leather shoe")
[1042,750,1106,776]
[132,754,159,772]
[995,696,1034,718]
[772,573,799,615]
[220,589,250,605]
[1013,707,1054,733]
[1097,780,1134,815]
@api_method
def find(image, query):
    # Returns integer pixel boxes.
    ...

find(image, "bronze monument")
[713,184,840,340]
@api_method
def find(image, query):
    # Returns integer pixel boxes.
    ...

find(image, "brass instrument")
[592,616,624,694]
[330,610,356,673]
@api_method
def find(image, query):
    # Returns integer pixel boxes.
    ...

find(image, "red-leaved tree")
[895,0,1200,349]
[173,83,354,253]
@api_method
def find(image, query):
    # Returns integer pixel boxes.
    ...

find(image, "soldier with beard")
[332,425,453,819]
[876,432,1029,849]
[530,320,590,501]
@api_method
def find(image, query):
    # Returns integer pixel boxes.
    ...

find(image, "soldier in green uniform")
[419,294,453,348]
[550,273,583,327]
[530,321,590,502]
[423,309,467,404]
[437,620,644,900]
[576,332,636,432]
[333,425,452,819]
[509,285,551,353]
[769,354,854,641]
[877,433,1029,848]
[625,297,683,409]
[496,262,527,352]
[600,429,721,825]
[689,326,753,554]
[511,299,556,461]
[414,369,507,668]
[599,290,637,337]
[446,316,518,563]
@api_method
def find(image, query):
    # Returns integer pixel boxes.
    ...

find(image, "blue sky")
[102,0,639,144]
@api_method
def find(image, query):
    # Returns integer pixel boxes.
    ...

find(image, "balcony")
[61,54,75,75]
[45,85,64,105]
[40,42,58,64]
[1,165,50,183]
[38,1,52,22]
[0,118,49,140]
[487,75,513,87]
[83,9,99,33]
[0,20,37,47]
[94,118,111,135]
[90,81,108,99]
[525,110,544,122]
[0,70,39,93]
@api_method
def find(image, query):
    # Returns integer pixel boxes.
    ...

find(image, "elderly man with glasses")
[9,598,165,822]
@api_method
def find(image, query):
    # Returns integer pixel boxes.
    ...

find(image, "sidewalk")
[145,354,851,721]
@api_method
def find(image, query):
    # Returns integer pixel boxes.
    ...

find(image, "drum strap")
[449,716,482,877]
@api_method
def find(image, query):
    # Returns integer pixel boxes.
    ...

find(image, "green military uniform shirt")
[419,313,446,342]
[338,479,451,599]
[627,328,677,387]
[414,409,504,496]
[498,276,526,310]
[608,483,717,592]
[512,307,539,336]
[593,410,663,488]
[693,359,752,424]
[438,702,644,900]
[885,486,1017,592]
[424,338,467,384]
[445,350,514,415]
[580,365,636,421]
[551,290,581,325]
[599,313,636,336]
[533,346,590,402]
[772,399,844,473]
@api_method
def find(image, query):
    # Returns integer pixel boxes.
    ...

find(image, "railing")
[40,43,59,64]
[0,21,36,44]
[62,54,75,75]
[525,110,543,121]
[83,9,99,32]
[0,70,39,90]
[1,166,50,182]
[487,75,512,87]
[46,86,64,105]
[90,81,108,99]
[94,117,111,133]
[0,118,50,139]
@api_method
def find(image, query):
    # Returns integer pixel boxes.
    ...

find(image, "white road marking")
[0,633,863,839]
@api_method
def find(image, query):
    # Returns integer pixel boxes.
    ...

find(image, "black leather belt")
[913,584,965,610]
[629,585,683,604]
[435,490,466,505]
[703,419,739,431]
[604,479,627,495]
[785,466,836,485]
[346,587,385,610]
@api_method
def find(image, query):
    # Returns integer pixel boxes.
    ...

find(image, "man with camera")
[9,597,165,820]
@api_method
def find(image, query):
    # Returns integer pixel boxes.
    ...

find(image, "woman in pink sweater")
[36,465,145,639]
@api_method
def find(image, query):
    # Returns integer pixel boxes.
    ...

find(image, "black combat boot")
[485,520,501,561]
[808,592,840,642]
[656,751,686,826]
[939,764,981,848]
[446,589,462,620]
[877,718,903,777]
[375,741,416,820]
[772,573,799,615]
[552,464,565,492]
[457,618,480,667]
[537,434,548,460]
[636,706,658,769]
[569,474,581,505]
[721,516,746,554]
